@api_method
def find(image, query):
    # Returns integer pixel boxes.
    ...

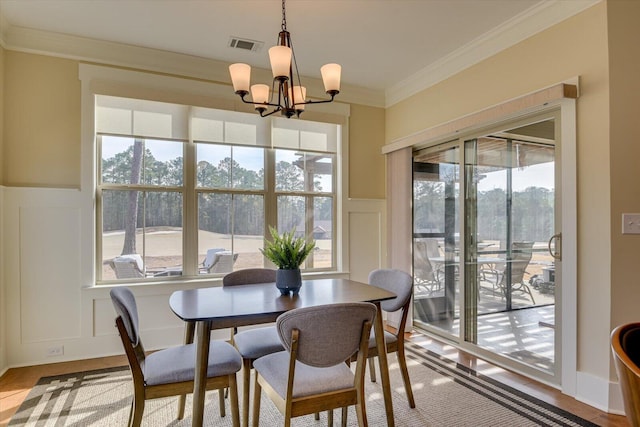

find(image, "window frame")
[95,96,339,283]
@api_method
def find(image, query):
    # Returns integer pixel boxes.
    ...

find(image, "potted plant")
[260,226,316,295]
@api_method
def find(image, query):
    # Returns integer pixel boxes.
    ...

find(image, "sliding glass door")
[413,115,560,381]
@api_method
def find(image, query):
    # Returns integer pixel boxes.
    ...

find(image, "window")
[97,96,338,281]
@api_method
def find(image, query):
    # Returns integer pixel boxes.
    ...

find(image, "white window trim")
[80,63,350,286]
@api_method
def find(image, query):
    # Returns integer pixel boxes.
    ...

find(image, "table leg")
[374,302,395,427]
[193,320,211,427]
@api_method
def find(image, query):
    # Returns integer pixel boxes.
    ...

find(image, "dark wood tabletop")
[169,278,397,329]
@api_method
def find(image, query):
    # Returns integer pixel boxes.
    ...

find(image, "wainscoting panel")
[19,206,82,343]
[346,199,386,284]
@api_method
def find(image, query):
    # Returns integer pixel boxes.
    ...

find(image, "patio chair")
[201,248,238,274]
[611,322,640,427]
[109,287,241,427]
[109,254,145,279]
[483,241,536,304]
[413,241,442,295]
[252,302,376,427]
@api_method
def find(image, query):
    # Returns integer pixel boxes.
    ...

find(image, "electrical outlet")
[622,214,640,234]
[46,345,64,357]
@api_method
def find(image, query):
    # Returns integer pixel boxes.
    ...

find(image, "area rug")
[9,342,598,426]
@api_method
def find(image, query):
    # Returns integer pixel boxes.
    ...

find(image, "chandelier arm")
[296,93,338,106]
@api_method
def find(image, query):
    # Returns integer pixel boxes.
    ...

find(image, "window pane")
[198,193,232,274]
[198,193,265,273]
[197,144,264,190]
[197,144,231,188]
[277,195,306,235]
[143,139,183,186]
[275,150,333,192]
[101,136,183,186]
[233,195,265,269]
[231,146,264,190]
[102,190,183,280]
[313,197,333,269]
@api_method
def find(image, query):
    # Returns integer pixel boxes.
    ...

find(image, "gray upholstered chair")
[110,287,242,427]
[356,269,416,408]
[224,268,283,427]
[252,302,377,427]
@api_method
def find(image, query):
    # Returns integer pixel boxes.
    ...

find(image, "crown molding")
[385,0,600,108]
[1,25,385,108]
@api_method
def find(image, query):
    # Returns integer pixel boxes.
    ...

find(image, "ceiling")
[0,0,597,103]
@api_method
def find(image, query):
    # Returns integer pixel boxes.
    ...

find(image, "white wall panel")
[348,208,384,284]
[20,206,82,342]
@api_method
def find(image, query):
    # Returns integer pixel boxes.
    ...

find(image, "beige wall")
[608,0,640,370]
[2,53,385,199]
[1,44,4,185]
[349,103,385,199]
[4,52,81,188]
[387,2,613,381]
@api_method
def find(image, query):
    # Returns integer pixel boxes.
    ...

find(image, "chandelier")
[228,0,341,119]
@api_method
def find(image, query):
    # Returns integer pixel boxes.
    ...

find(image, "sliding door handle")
[548,233,561,261]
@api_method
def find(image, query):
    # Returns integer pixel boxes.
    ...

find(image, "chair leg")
[341,407,348,427]
[355,400,367,427]
[368,357,377,382]
[127,398,135,427]
[328,409,333,426]
[229,373,240,427]
[130,394,144,427]
[315,412,320,420]
[177,393,186,419]
[251,373,261,427]
[242,358,252,427]
[396,349,416,408]
[524,284,536,304]
[219,387,226,417]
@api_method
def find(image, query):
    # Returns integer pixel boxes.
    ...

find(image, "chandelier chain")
[281,0,287,31]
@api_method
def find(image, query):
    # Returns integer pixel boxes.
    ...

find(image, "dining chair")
[252,302,377,427]
[110,287,242,427]
[611,322,640,427]
[223,268,284,427]
[355,268,416,408]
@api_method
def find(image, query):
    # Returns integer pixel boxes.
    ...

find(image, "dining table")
[169,277,398,427]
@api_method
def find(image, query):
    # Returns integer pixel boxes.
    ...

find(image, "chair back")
[499,241,534,285]
[223,268,276,286]
[413,241,437,283]
[110,287,141,346]
[276,303,376,368]
[612,322,640,426]
[110,287,146,381]
[207,251,239,273]
[369,269,413,313]
[110,254,145,279]
[424,238,442,258]
[203,248,226,270]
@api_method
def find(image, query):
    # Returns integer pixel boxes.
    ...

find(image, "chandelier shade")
[228,0,341,118]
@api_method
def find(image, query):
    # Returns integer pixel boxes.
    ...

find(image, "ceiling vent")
[229,37,264,52]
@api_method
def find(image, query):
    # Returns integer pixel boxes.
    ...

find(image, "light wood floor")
[0,331,629,427]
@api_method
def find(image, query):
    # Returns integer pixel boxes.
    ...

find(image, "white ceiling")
[0,0,597,103]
